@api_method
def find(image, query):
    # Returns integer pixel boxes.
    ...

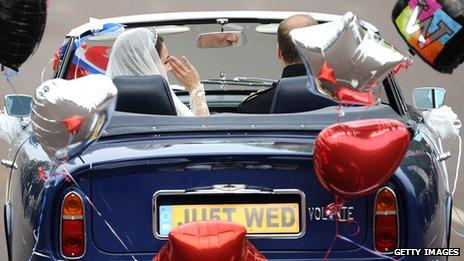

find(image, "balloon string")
[452,227,464,238]
[2,69,28,114]
[31,166,137,260]
[28,164,59,261]
[358,105,371,120]
[40,58,54,83]
[452,207,464,238]
[29,188,48,261]
[451,134,462,196]
[62,167,138,261]
[393,57,413,75]
[336,103,345,123]
[323,219,397,260]
[322,197,397,260]
[323,219,339,260]
[337,235,397,260]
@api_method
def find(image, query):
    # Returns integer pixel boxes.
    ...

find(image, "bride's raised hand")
[169,55,201,93]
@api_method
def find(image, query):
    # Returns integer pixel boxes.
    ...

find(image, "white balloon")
[31,74,117,163]
[291,12,407,104]
[0,112,23,144]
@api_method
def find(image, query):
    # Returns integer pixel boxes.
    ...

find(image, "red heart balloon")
[154,221,266,261]
[314,119,410,199]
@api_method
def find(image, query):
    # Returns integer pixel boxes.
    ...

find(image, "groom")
[237,14,318,113]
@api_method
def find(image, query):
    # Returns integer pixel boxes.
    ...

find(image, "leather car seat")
[112,75,177,115]
[270,76,337,113]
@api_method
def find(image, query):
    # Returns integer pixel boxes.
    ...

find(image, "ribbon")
[323,196,397,260]
[30,165,138,261]
[393,57,413,75]
[324,196,347,220]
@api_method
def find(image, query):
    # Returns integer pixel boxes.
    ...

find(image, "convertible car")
[1,11,452,260]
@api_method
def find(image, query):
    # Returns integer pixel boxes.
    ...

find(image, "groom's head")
[277,15,318,66]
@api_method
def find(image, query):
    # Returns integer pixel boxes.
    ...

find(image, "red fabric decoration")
[84,46,111,70]
[61,115,84,134]
[335,86,375,105]
[153,221,267,261]
[65,63,88,79]
[392,59,412,75]
[53,47,95,74]
[318,60,337,85]
[314,119,410,199]
[37,165,47,181]
[52,50,60,71]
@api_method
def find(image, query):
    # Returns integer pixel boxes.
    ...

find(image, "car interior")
[113,74,340,115]
[58,20,395,118]
[113,75,177,115]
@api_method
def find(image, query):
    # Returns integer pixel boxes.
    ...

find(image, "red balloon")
[314,119,410,199]
[154,221,266,261]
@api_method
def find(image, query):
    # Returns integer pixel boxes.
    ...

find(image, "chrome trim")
[375,210,397,215]
[438,151,452,162]
[62,215,84,220]
[67,11,379,37]
[373,186,400,254]
[1,159,17,170]
[56,37,75,79]
[60,191,86,259]
[152,185,306,240]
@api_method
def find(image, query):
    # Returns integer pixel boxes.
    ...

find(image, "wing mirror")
[412,87,446,110]
[4,94,32,117]
[197,31,246,49]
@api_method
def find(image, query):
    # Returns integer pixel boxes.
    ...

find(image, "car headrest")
[112,75,177,115]
[270,76,338,113]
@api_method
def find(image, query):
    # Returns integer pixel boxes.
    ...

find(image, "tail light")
[61,192,85,258]
[374,187,399,253]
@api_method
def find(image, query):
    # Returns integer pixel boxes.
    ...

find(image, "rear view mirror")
[412,87,446,110]
[197,31,246,49]
[4,94,32,117]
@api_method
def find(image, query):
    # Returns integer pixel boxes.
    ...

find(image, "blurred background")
[0,0,463,259]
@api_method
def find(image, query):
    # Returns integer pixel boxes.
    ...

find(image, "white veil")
[106,28,194,116]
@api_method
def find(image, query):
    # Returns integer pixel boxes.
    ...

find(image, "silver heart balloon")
[291,12,408,105]
[31,74,117,163]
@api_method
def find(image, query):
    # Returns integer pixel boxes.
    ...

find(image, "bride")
[106,28,210,116]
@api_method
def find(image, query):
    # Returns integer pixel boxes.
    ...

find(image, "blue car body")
[2,11,452,261]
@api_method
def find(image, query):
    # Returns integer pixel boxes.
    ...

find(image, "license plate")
[158,203,300,236]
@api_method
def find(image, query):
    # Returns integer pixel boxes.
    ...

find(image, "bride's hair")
[155,36,164,54]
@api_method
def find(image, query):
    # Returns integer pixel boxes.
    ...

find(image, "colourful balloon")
[0,0,48,71]
[393,0,464,74]
[314,119,410,199]
[154,221,266,261]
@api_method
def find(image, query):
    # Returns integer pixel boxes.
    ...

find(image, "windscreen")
[161,23,282,89]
